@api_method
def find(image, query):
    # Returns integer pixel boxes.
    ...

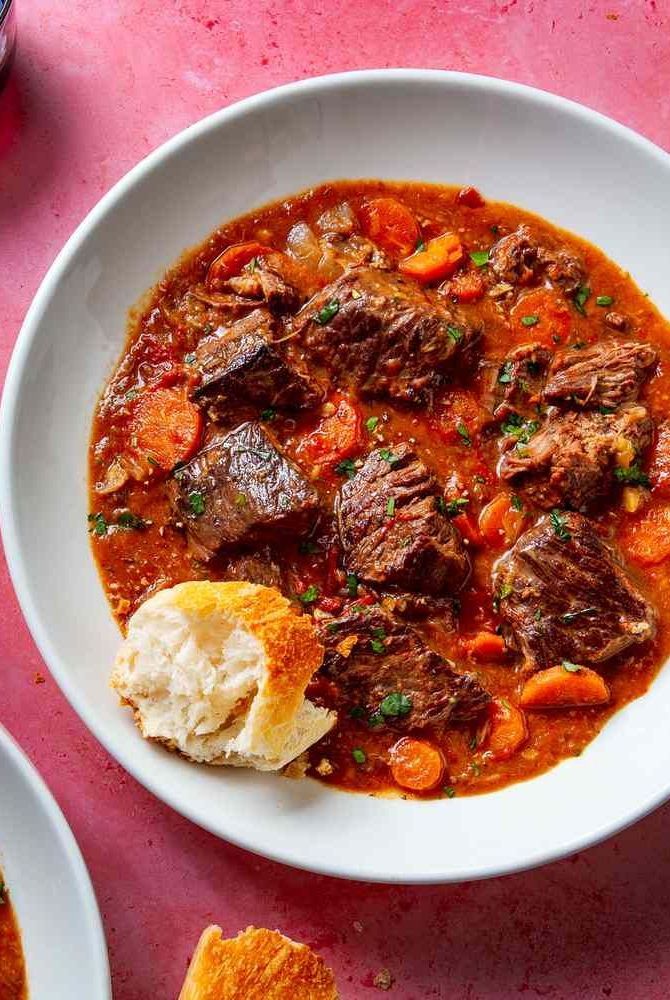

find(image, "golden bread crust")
[178,925,339,1000]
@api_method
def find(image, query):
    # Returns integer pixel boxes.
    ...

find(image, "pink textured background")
[2,2,670,997]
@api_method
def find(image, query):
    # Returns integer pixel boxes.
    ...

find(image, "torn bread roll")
[111,581,335,770]
[179,925,339,1000]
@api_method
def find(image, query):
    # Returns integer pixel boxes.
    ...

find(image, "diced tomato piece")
[359,198,420,257]
[399,232,464,285]
[296,396,364,470]
[486,699,528,759]
[456,186,486,208]
[620,505,670,566]
[509,288,573,346]
[207,241,273,285]
[132,387,203,471]
[444,270,486,303]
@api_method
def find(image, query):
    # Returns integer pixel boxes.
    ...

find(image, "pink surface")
[1,1,670,997]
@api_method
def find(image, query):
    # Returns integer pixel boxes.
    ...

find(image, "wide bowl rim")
[2,69,670,884]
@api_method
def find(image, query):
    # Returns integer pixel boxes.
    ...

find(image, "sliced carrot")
[359,198,420,258]
[389,738,445,793]
[132,387,203,471]
[468,631,507,662]
[399,232,464,285]
[620,505,670,566]
[509,288,573,346]
[487,699,528,760]
[520,665,610,709]
[296,396,363,470]
[453,511,482,546]
[478,493,527,547]
[456,186,486,208]
[206,241,273,285]
[445,270,486,303]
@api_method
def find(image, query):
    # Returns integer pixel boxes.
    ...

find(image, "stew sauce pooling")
[90,181,670,799]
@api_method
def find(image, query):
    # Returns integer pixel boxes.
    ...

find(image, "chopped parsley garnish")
[386,497,396,517]
[379,448,399,465]
[498,583,514,601]
[511,494,524,512]
[188,491,206,516]
[443,786,456,799]
[299,585,319,604]
[614,464,650,487]
[550,508,572,541]
[498,362,514,385]
[346,573,359,597]
[490,224,500,235]
[117,510,147,530]
[596,295,614,307]
[87,512,108,537]
[415,237,426,252]
[562,660,581,673]
[456,423,472,446]
[379,692,412,718]
[521,315,539,327]
[500,412,539,445]
[447,325,464,343]
[368,711,384,728]
[370,628,386,654]
[260,407,276,422]
[366,415,379,432]
[315,299,340,325]
[352,748,366,765]
[574,284,591,316]
[335,458,357,479]
[234,492,247,507]
[599,405,616,415]
[534,608,542,622]
[442,497,469,517]
[184,352,196,364]
[470,250,490,268]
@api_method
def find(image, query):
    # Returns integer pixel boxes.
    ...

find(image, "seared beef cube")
[489,227,542,286]
[192,310,321,417]
[319,606,489,729]
[168,421,319,559]
[381,593,458,626]
[222,549,284,590]
[335,444,470,594]
[543,338,658,410]
[493,342,551,418]
[294,266,480,404]
[492,512,656,669]
[539,247,585,297]
[498,405,652,511]
[223,253,304,314]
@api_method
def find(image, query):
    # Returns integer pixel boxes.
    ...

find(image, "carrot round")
[478,493,525,547]
[469,631,506,662]
[296,396,363,470]
[389,738,445,793]
[520,665,610,709]
[509,288,572,346]
[206,241,273,285]
[132,387,203,471]
[621,505,670,566]
[359,198,420,257]
[446,270,485,303]
[399,232,464,284]
[487,699,528,760]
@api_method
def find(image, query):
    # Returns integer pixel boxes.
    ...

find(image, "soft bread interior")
[111,581,335,770]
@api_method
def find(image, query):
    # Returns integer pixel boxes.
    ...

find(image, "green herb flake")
[614,464,650,487]
[499,582,514,601]
[370,637,386,654]
[415,237,426,253]
[184,352,196,364]
[456,423,472,447]
[443,786,456,799]
[315,299,340,325]
[470,250,490,268]
[500,412,539,445]
[386,497,396,517]
[379,692,412,718]
[334,458,357,479]
[521,315,540,327]
[562,660,582,673]
[574,285,591,316]
[379,448,399,466]
[125,388,138,401]
[260,407,276,422]
[349,706,366,720]
[352,747,366,765]
[442,497,469,517]
[188,491,206,517]
[511,494,524,512]
[534,608,542,622]
[550,508,572,542]
[117,510,147,531]
[346,573,359,597]
[599,405,616,415]
[299,585,319,604]
[234,492,247,507]
[368,711,384,729]
[87,512,108,537]
[498,362,514,385]
[596,295,614,307]
[366,415,379,433]
[447,325,464,343]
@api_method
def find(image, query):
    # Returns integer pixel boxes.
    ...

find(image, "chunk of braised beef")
[488,226,585,295]
[191,309,322,419]
[493,342,552,418]
[293,266,480,404]
[498,405,652,511]
[168,421,320,560]
[543,338,658,410]
[538,247,585,297]
[492,512,656,669]
[221,548,285,590]
[381,592,458,626]
[335,444,471,595]
[222,251,308,314]
[318,605,490,729]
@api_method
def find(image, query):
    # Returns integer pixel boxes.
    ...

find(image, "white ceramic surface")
[2,70,670,884]
[0,725,111,998]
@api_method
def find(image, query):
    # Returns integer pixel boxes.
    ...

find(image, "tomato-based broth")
[89,181,670,798]
[0,876,27,1000]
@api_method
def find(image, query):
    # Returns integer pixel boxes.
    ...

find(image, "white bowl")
[2,70,670,884]
[0,725,111,997]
